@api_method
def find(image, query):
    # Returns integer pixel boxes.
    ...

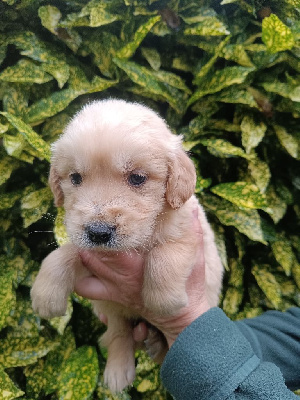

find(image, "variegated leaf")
[57,346,99,400]
[262,14,295,53]
[252,264,282,309]
[188,66,254,105]
[211,182,268,210]
[0,369,24,399]
[1,112,51,161]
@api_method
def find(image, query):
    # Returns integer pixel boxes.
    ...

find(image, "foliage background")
[0,0,299,398]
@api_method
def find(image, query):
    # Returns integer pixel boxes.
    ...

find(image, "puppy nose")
[85,223,116,245]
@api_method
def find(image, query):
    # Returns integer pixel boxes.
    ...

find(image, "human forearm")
[161,308,298,400]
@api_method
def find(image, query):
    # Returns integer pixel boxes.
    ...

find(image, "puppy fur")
[31,99,223,392]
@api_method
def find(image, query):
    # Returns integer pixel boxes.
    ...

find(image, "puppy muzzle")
[85,222,116,246]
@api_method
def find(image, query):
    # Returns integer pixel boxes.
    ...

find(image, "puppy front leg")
[31,243,85,319]
[143,242,196,316]
[100,315,135,393]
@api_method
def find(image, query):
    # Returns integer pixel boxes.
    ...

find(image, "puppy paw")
[31,284,68,319]
[145,327,168,364]
[104,361,135,393]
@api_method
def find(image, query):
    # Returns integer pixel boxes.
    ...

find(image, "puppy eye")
[70,172,82,186]
[128,173,147,187]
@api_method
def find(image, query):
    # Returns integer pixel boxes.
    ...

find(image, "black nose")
[85,223,116,245]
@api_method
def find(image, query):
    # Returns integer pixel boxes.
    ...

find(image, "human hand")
[75,208,210,348]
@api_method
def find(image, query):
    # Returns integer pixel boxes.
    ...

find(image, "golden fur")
[31,99,223,392]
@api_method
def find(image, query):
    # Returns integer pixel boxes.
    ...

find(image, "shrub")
[0,0,299,398]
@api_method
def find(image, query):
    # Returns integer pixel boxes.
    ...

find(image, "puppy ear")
[166,150,196,209]
[49,166,64,207]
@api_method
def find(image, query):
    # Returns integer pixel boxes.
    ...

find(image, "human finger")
[74,275,117,301]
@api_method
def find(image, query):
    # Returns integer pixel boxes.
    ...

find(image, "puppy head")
[49,99,196,250]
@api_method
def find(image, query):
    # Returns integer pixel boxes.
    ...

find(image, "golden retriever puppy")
[31,99,223,393]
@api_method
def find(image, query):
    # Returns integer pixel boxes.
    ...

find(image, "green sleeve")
[160,307,298,400]
[235,307,300,390]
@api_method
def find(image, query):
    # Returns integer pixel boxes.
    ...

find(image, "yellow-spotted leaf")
[26,88,79,124]
[38,5,62,34]
[274,124,299,159]
[1,112,51,161]
[5,31,70,87]
[141,47,161,71]
[0,336,59,368]
[215,86,258,107]
[264,185,287,224]
[202,195,267,244]
[0,191,22,210]
[0,59,53,84]
[57,346,99,400]
[262,81,300,102]
[228,258,244,288]
[193,36,231,84]
[153,70,191,94]
[241,115,267,154]
[184,17,229,36]
[0,369,24,399]
[271,236,296,276]
[5,297,41,339]
[89,4,122,27]
[117,15,160,59]
[223,286,243,316]
[21,187,52,227]
[0,156,20,186]
[54,207,69,246]
[188,66,254,105]
[0,272,16,331]
[113,57,186,113]
[262,14,295,53]
[252,264,282,309]
[24,359,47,398]
[41,326,76,395]
[199,138,249,159]
[97,384,131,399]
[248,152,271,192]
[211,182,268,210]
[49,298,73,335]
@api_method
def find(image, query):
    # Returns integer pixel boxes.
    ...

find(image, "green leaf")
[0,368,24,399]
[57,346,99,400]
[262,14,295,53]
[188,67,254,105]
[211,182,268,210]
[252,264,282,309]
[273,124,299,159]
[116,15,160,59]
[241,115,267,154]
[0,59,53,84]
[1,112,51,161]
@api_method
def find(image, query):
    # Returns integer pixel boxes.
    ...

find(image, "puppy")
[31,99,223,392]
